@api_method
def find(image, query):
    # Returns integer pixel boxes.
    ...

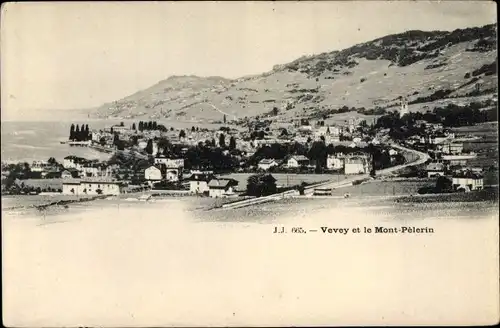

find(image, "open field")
[454,122,499,169]
[327,178,434,197]
[219,173,347,190]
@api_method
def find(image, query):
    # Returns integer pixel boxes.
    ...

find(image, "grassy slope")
[93,24,497,122]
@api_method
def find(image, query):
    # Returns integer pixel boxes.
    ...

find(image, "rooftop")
[208,178,238,188]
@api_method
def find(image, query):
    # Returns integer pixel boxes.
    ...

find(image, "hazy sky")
[1,1,496,120]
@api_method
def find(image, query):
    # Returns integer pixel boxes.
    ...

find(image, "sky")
[1,1,496,120]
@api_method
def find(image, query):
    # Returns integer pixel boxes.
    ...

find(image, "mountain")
[93,24,497,122]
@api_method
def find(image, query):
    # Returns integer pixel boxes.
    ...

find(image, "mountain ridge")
[93,23,497,122]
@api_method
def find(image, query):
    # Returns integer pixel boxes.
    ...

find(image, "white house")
[31,161,51,172]
[62,179,124,195]
[154,156,184,167]
[63,156,87,169]
[258,159,279,171]
[144,165,162,182]
[287,155,310,168]
[316,126,340,137]
[439,143,464,155]
[153,157,184,181]
[110,125,129,133]
[388,149,399,156]
[208,178,239,198]
[187,172,215,194]
[452,171,484,191]
[327,155,344,170]
[426,162,446,178]
[344,156,370,175]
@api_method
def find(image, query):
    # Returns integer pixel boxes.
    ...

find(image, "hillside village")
[1,23,498,203]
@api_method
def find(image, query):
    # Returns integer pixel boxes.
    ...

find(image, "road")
[303,141,430,195]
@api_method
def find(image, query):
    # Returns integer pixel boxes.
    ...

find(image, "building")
[62,179,124,195]
[326,155,344,170]
[399,97,409,118]
[426,162,446,177]
[144,165,162,183]
[80,162,106,177]
[316,126,340,137]
[439,143,464,155]
[452,171,484,192]
[154,157,184,181]
[31,161,51,172]
[61,169,80,179]
[208,178,239,198]
[287,155,310,168]
[63,156,87,169]
[109,125,129,133]
[186,172,215,194]
[344,156,370,175]
[258,159,279,171]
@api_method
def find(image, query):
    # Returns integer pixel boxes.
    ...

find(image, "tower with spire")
[399,97,409,118]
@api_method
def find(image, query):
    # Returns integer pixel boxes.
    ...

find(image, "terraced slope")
[93,24,497,122]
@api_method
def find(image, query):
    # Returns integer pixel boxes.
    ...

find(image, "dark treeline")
[136,121,168,132]
[375,102,498,140]
[69,124,92,141]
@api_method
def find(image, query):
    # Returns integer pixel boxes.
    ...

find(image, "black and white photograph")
[1,1,498,326]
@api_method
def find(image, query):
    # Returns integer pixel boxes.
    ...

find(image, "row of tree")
[69,124,92,141]
[134,121,169,132]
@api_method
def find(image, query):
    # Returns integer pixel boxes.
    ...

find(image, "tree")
[85,124,90,140]
[272,107,279,116]
[138,121,143,131]
[246,174,277,197]
[75,124,81,141]
[132,123,136,130]
[223,114,227,124]
[229,136,236,150]
[219,133,226,148]
[145,139,154,155]
[69,124,75,140]
[308,141,328,169]
[435,176,452,193]
[48,157,57,165]
[120,121,124,127]
[148,121,153,130]
[179,130,186,139]
[191,126,196,132]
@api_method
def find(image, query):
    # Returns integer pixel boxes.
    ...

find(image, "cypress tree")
[75,124,81,141]
[229,136,236,150]
[219,133,226,148]
[70,124,75,140]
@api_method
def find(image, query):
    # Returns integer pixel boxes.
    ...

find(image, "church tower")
[399,97,409,118]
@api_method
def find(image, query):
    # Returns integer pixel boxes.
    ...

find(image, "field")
[219,173,345,191]
[453,122,498,169]
[327,178,434,197]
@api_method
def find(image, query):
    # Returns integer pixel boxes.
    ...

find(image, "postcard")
[2,1,498,326]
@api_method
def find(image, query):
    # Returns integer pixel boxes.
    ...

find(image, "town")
[2,96,497,206]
